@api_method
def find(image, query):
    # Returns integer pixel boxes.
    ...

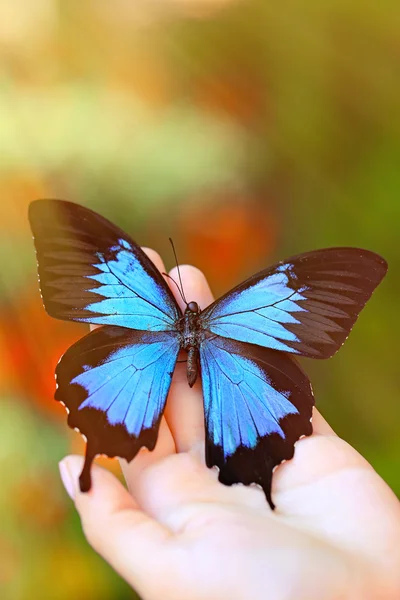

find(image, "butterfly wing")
[56,325,180,491]
[201,248,387,358]
[29,200,181,330]
[200,332,314,509]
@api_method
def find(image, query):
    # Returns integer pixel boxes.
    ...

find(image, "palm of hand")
[60,252,400,600]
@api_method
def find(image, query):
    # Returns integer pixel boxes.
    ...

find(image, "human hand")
[59,250,400,600]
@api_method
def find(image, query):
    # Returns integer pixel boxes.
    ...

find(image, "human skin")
[59,249,400,600]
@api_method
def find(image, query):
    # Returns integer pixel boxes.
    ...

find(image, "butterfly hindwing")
[55,325,180,491]
[29,200,181,331]
[201,248,387,358]
[200,332,314,509]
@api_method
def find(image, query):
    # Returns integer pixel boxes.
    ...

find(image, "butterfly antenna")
[168,238,188,304]
[163,272,187,305]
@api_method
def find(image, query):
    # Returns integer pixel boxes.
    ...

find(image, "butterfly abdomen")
[187,346,199,388]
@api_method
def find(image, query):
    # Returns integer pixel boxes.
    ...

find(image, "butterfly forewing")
[29,200,181,330]
[201,248,387,358]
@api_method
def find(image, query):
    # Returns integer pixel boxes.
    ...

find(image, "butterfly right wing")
[55,325,180,492]
[29,200,181,331]
[201,248,387,358]
[200,332,314,509]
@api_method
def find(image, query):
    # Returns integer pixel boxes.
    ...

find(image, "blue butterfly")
[29,200,387,509]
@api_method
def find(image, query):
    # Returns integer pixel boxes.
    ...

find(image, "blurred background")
[0,0,399,598]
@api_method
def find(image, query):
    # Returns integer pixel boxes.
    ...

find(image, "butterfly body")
[28,199,388,509]
[177,301,202,387]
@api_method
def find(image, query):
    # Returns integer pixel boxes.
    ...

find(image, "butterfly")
[28,199,387,509]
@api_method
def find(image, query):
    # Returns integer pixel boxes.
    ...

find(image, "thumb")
[59,455,172,597]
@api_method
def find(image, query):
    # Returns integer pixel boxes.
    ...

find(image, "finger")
[120,418,176,497]
[141,246,165,273]
[59,455,172,597]
[164,265,214,453]
[312,407,337,436]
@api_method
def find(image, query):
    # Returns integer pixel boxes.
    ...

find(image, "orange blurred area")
[195,70,265,126]
[0,537,20,586]
[179,192,277,291]
[0,175,48,235]
[1,290,85,417]
[12,470,67,530]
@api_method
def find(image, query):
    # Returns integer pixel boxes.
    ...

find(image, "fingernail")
[59,459,76,500]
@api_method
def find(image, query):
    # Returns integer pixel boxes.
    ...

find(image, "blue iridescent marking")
[276,264,288,273]
[208,323,298,352]
[118,238,131,250]
[207,267,308,351]
[200,338,298,456]
[89,249,170,308]
[276,262,297,278]
[77,241,178,330]
[212,272,307,317]
[77,314,170,331]
[72,337,179,435]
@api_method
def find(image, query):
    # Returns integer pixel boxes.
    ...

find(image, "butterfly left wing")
[29,199,181,331]
[55,325,180,491]
[201,248,387,358]
[200,332,314,509]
